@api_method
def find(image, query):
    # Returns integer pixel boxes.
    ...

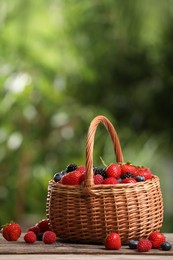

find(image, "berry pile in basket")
[53,162,153,185]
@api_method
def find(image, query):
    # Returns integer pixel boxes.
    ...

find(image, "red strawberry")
[2,222,22,241]
[122,178,137,184]
[106,164,121,179]
[76,165,86,174]
[62,170,82,185]
[134,167,153,180]
[105,232,121,250]
[27,225,40,235]
[120,163,136,178]
[148,232,166,249]
[79,173,86,184]
[43,231,57,244]
[137,239,152,252]
[94,174,104,185]
[24,231,36,243]
[102,177,119,185]
[37,219,50,232]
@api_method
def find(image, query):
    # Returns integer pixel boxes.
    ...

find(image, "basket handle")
[84,115,124,188]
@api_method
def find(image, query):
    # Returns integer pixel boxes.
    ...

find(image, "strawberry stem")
[100,156,108,168]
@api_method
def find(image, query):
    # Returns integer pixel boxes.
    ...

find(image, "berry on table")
[2,222,22,241]
[37,219,50,233]
[161,241,172,251]
[128,239,138,249]
[137,239,152,252]
[24,231,36,243]
[27,225,40,235]
[37,232,44,241]
[149,232,166,249]
[43,231,57,244]
[105,232,121,250]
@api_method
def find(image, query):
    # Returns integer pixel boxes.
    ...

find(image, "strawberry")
[120,163,136,178]
[43,231,57,244]
[137,239,152,252]
[94,174,104,184]
[27,225,40,235]
[121,178,137,184]
[37,219,50,233]
[24,231,36,243]
[134,167,153,180]
[105,232,121,250]
[106,164,121,179]
[148,232,166,249]
[102,177,119,185]
[2,222,22,241]
[62,170,82,185]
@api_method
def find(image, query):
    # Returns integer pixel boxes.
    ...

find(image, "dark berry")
[135,175,145,182]
[117,178,122,183]
[161,242,172,251]
[53,171,66,182]
[93,166,106,179]
[129,239,138,249]
[37,232,44,241]
[121,172,133,179]
[66,163,77,173]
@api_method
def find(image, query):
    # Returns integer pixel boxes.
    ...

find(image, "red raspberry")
[2,222,22,241]
[102,177,119,185]
[37,219,50,232]
[105,232,121,250]
[24,231,36,243]
[122,178,137,184]
[148,232,166,249]
[106,164,121,178]
[76,165,86,174]
[134,167,153,180]
[27,225,40,235]
[62,170,82,185]
[120,163,136,178]
[137,239,152,252]
[94,174,103,184]
[43,231,57,244]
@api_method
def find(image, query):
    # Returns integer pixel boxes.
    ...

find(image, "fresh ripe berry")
[102,177,119,185]
[27,225,40,235]
[66,163,77,173]
[149,232,166,249]
[53,171,66,182]
[105,232,121,250]
[135,175,145,182]
[24,231,36,243]
[120,163,137,177]
[78,173,86,184]
[122,178,137,184]
[161,242,172,251]
[37,232,44,241]
[94,174,104,185]
[121,172,133,179]
[43,231,57,244]
[134,167,152,180]
[76,165,86,174]
[93,166,107,179]
[137,239,152,252]
[117,178,122,183]
[37,219,50,233]
[2,222,22,241]
[128,239,138,249]
[62,170,82,185]
[106,164,121,179]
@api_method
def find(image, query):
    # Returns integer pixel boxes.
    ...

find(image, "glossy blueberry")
[161,242,172,251]
[135,175,145,182]
[129,239,138,249]
[53,171,66,182]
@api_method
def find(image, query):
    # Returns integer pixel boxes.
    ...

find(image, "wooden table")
[0,233,173,260]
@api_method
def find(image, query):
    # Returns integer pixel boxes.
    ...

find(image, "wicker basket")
[46,115,163,244]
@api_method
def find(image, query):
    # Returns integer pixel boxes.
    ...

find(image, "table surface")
[0,233,173,260]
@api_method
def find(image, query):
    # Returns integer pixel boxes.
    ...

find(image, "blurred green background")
[0,0,173,231]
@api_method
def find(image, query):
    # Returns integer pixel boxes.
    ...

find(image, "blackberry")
[161,242,172,251]
[66,163,77,173]
[121,172,133,179]
[135,175,145,182]
[53,170,66,182]
[93,166,106,179]
[129,239,138,249]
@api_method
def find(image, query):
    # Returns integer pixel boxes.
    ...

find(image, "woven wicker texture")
[46,115,163,244]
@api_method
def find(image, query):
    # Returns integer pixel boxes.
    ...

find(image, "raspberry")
[24,231,36,243]
[149,232,166,249]
[137,239,152,252]
[37,219,50,232]
[43,231,57,244]
[102,177,119,185]
[62,170,82,185]
[27,225,40,235]
[106,164,121,179]
[76,165,86,174]
[93,174,103,184]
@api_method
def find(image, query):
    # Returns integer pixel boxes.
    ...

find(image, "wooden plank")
[0,233,172,256]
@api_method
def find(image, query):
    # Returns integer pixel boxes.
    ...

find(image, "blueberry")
[129,239,138,249]
[135,175,145,182]
[37,232,44,241]
[53,170,66,182]
[66,163,77,173]
[117,178,122,183]
[161,241,172,251]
